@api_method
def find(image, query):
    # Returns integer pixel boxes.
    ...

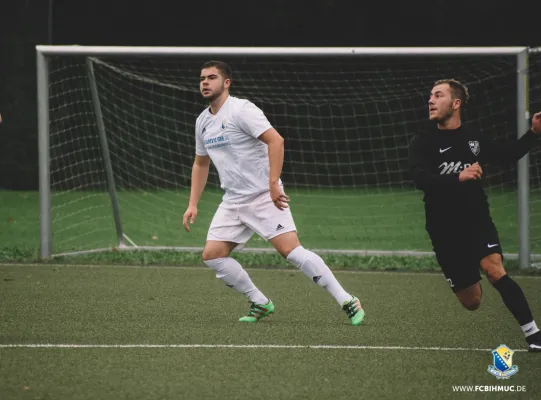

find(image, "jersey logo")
[204,135,230,150]
[439,146,452,153]
[221,119,227,130]
[439,161,472,175]
[487,243,499,248]
[469,141,480,155]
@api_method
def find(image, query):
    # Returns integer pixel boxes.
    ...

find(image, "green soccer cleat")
[239,299,275,323]
[342,296,365,326]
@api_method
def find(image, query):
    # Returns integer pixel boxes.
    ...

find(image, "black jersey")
[408,125,538,222]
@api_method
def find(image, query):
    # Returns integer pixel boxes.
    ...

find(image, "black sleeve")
[480,130,539,165]
[408,134,460,191]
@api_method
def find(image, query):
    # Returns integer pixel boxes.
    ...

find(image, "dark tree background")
[0,0,537,190]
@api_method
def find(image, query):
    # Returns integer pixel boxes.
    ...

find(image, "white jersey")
[195,95,281,203]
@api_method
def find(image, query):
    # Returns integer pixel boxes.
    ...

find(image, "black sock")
[527,331,541,345]
[492,274,533,326]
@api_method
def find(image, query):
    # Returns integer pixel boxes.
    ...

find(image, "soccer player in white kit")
[183,61,364,325]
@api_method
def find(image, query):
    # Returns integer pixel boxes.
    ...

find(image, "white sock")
[204,257,268,305]
[521,321,540,337]
[286,246,353,305]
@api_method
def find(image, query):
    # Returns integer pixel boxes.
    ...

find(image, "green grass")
[2,187,541,270]
[1,264,541,399]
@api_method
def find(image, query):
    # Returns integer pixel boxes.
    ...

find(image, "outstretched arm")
[481,112,541,165]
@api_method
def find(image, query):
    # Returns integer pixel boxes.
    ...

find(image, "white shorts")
[207,192,297,249]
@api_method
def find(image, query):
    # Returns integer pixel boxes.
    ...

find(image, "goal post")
[36,46,534,268]
[37,49,51,258]
[516,48,530,270]
[85,57,125,248]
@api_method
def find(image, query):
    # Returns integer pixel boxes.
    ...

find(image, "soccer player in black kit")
[409,79,541,352]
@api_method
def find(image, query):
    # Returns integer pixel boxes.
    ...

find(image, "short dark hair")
[201,60,232,81]
[433,79,469,105]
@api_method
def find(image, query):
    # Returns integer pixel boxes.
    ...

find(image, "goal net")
[39,47,541,260]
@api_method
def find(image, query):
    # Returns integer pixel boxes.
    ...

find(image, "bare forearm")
[267,138,284,184]
[189,163,209,207]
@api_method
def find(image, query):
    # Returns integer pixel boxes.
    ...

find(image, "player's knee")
[202,252,214,262]
[460,297,481,311]
[202,241,235,261]
[458,293,481,311]
[456,285,482,311]
[202,249,225,261]
[481,254,506,283]
[486,266,506,283]
[487,271,505,284]
[278,244,299,259]
[271,232,301,258]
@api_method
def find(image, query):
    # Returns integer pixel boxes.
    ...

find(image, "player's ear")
[224,78,231,89]
[453,98,462,110]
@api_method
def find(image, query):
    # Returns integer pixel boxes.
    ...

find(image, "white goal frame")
[36,46,531,268]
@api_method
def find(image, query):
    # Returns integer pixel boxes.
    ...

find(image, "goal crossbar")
[36,45,528,57]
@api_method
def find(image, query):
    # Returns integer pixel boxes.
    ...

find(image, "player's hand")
[183,206,198,232]
[459,162,483,182]
[531,111,541,134]
[270,182,290,210]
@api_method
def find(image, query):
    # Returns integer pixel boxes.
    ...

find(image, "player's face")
[428,84,460,122]
[200,67,230,101]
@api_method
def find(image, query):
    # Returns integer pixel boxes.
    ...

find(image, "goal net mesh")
[44,51,541,256]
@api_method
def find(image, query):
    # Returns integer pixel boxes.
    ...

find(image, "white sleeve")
[236,101,273,139]
[194,119,208,156]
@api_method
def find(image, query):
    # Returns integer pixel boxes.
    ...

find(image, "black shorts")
[426,217,503,293]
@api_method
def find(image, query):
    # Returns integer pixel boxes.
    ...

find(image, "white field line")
[0,343,526,352]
